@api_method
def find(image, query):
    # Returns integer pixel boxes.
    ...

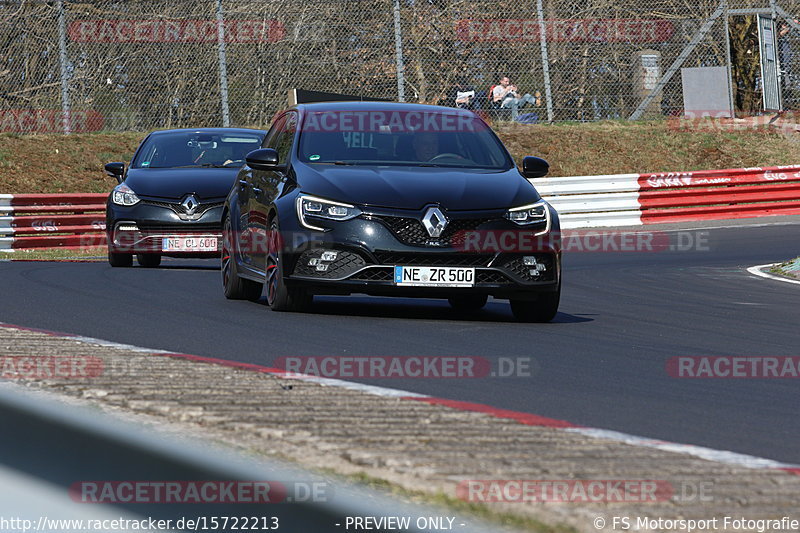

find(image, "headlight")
[111,183,140,206]
[504,201,550,233]
[296,195,361,231]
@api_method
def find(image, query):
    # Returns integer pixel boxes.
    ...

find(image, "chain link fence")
[2,0,800,133]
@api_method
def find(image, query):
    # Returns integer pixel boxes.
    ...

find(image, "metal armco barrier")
[0,193,107,250]
[532,165,800,228]
[3,167,800,249]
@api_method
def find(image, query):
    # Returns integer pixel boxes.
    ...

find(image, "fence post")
[535,0,554,122]
[392,0,406,102]
[216,0,231,127]
[723,0,735,115]
[57,0,72,135]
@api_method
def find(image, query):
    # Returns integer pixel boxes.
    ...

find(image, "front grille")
[371,215,494,247]
[133,223,220,233]
[292,249,366,279]
[373,252,494,267]
[350,267,394,282]
[499,254,555,282]
[476,271,512,284]
[142,200,224,218]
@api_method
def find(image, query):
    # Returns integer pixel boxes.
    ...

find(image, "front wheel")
[108,251,132,267]
[221,215,262,301]
[136,254,161,268]
[510,286,560,323]
[266,220,312,312]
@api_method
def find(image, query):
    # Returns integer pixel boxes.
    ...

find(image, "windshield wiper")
[332,161,355,165]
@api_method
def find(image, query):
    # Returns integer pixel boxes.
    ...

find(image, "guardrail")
[2,165,800,250]
[0,193,107,250]
[0,381,483,532]
[532,165,800,228]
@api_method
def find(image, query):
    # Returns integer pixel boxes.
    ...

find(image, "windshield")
[297,110,513,169]
[132,131,263,169]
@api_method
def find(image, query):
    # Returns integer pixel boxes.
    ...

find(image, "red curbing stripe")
[402,396,579,428]
[780,468,800,476]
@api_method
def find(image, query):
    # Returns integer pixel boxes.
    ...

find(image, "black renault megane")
[222,102,561,322]
[105,128,266,267]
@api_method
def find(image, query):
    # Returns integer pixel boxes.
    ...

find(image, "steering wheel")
[429,153,466,162]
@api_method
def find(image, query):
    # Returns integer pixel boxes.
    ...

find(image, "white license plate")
[394,266,475,287]
[162,237,218,252]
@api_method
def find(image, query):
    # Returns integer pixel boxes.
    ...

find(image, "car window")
[297,110,512,170]
[262,116,287,150]
[131,131,263,169]
[263,113,297,166]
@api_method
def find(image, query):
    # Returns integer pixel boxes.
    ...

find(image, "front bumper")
[106,198,224,255]
[278,206,561,301]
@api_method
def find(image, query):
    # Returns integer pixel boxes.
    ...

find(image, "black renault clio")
[105,128,266,267]
[222,102,561,322]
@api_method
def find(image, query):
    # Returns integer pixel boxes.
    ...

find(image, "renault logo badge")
[421,207,448,238]
[181,195,199,215]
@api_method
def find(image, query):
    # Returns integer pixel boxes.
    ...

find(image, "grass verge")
[3,121,800,192]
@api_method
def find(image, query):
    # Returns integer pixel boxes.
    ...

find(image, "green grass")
[0,247,106,261]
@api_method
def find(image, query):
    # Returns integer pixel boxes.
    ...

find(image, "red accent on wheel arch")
[402,396,579,428]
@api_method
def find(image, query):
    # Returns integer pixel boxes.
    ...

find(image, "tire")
[136,254,161,268]
[448,294,488,311]
[510,285,560,323]
[266,220,312,312]
[108,250,133,268]
[221,214,262,301]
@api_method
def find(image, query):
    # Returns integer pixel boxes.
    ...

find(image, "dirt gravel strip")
[1,323,799,533]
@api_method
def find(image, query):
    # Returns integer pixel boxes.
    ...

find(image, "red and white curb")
[2,320,798,476]
[747,263,800,286]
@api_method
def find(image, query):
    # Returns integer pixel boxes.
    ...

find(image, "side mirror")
[521,156,549,179]
[245,148,282,171]
[104,162,125,183]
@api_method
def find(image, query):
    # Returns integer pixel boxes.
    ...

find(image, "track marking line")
[746,263,800,285]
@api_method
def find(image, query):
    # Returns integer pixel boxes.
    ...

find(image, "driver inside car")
[412,132,440,161]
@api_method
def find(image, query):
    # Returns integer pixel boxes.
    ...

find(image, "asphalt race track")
[2,220,799,464]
